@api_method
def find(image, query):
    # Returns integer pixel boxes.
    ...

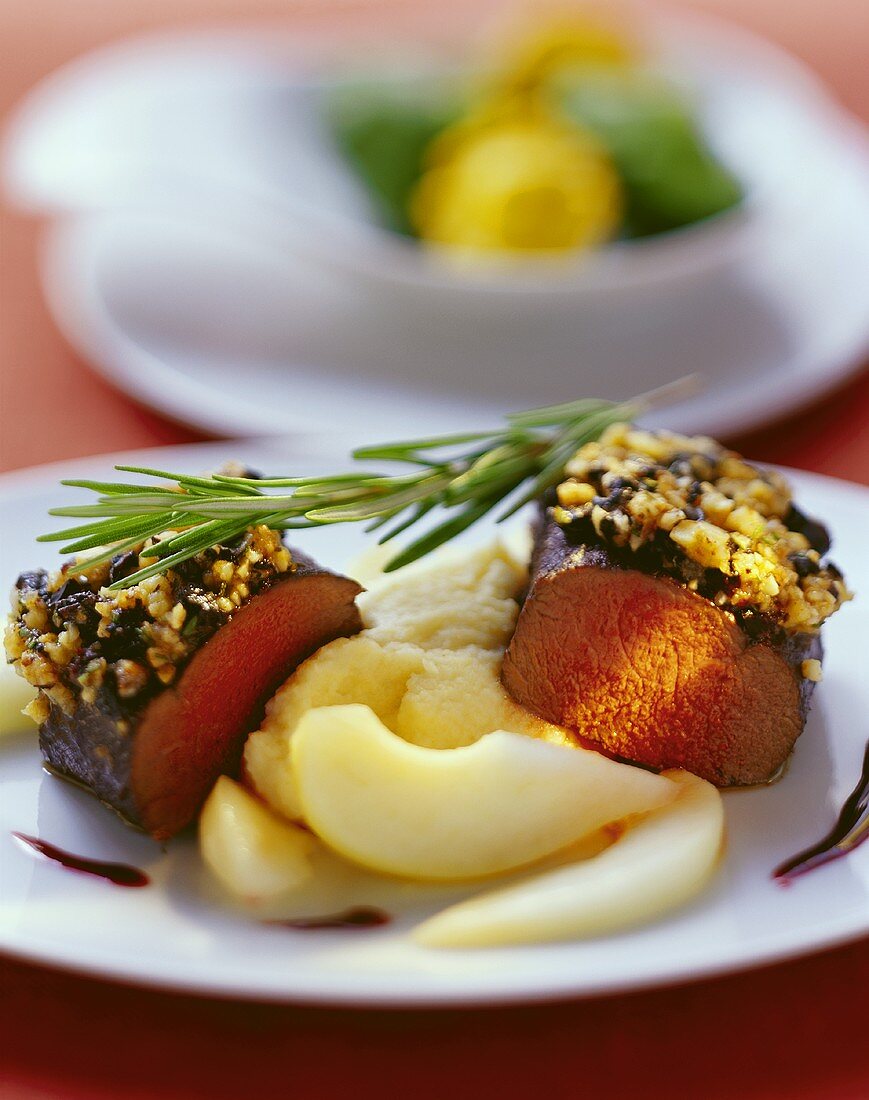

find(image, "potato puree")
[243,539,573,821]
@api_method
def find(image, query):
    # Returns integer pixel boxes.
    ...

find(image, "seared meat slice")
[8,531,362,839]
[502,424,848,786]
[502,517,821,785]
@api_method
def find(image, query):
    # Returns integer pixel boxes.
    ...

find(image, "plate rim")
[1,908,865,1008]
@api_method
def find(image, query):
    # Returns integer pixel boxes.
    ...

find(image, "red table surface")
[0,3,867,1099]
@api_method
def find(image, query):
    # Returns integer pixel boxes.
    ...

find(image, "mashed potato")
[243,539,573,821]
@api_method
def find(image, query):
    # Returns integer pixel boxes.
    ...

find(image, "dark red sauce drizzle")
[268,906,390,930]
[774,739,869,882]
[11,832,149,888]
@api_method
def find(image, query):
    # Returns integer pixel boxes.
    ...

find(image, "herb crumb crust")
[554,424,850,643]
[6,524,293,721]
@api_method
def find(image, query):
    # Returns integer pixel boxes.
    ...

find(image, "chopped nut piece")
[557,481,596,507]
[669,520,732,570]
[114,659,149,698]
[23,695,51,724]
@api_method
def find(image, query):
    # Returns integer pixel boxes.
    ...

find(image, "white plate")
[0,439,867,1006]
[6,18,869,439]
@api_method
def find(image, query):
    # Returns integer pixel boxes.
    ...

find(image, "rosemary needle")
[39,377,699,589]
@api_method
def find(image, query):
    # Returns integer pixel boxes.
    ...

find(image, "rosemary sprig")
[40,377,697,589]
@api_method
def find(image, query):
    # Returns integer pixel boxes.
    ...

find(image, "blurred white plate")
[5,15,869,437]
[37,135,869,442]
[0,442,867,1005]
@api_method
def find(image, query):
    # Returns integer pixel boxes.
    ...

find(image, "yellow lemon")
[411,113,622,253]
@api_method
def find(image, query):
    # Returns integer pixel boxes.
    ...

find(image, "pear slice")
[413,770,724,947]
[291,704,676,881]
[0,662,37,737]
[199,776,316,904]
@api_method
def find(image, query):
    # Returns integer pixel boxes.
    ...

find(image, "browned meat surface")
[502,515,822,786]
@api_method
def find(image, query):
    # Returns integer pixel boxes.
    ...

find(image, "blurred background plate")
[38,139,869,442]
[5,12,869,439]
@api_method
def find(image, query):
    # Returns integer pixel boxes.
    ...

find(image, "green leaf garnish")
[40,377,698,588]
